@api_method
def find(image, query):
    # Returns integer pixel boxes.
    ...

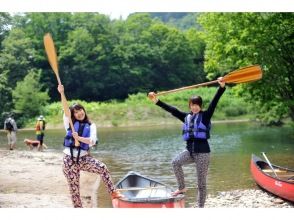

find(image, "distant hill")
[149,12,202,30]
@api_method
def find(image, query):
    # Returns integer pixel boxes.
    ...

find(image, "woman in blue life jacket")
[148,78,225,208]
[57,84,123,208]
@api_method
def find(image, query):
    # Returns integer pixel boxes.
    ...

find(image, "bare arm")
[57,84,79,146]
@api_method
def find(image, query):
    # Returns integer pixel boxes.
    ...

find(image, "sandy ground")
[0,149,100,208]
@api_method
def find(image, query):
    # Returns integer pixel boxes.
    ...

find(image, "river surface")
[1,122,293,207]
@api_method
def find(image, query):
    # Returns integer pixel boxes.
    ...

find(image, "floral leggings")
[172,150,210,208]
[63,154,115,208]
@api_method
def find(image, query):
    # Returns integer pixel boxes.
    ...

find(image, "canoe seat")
[263,169,287,173]
[279,174,294,177]
[268,174,294,178]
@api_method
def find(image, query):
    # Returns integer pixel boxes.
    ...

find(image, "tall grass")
[27,86,255,128]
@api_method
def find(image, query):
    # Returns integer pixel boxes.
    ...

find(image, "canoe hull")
[112,171,185,208]
[250,154,294,202]
[112,198,185,208]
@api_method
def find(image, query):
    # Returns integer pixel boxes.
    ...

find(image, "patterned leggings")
[172,150,210,208]
[63,154,115,208]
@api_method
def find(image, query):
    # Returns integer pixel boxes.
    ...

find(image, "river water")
[1,122,293,207]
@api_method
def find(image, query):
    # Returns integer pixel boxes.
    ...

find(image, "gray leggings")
[172,150,210,208]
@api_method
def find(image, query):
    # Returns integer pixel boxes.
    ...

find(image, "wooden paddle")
[262,152,278,178]
[43,33,79,146]
[156,65,262,96]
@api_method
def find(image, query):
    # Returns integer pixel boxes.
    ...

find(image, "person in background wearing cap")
[147,77,226,208]
[35,115,46,151]
[3,113,18,150]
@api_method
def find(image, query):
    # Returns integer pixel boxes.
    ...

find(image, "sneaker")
[111,190,125,200]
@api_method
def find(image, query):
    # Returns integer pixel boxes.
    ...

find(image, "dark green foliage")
[150,12,202,30]
[0,74,12,114]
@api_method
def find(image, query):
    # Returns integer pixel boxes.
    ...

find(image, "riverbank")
[12,118,253,131]
[0,149,293,208]
[21,87,258,129]
[0,150,100,208]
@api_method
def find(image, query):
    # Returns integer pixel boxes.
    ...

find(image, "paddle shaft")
[156,65,262,96]
[262,152,278,178]
[157,80,218,96]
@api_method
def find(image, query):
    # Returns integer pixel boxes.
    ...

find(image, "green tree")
[111,13,206,96]
[199,13,294,125]
[0,73,12,116]
[150,13,202,31]
[59,13,114,101]
[12,69,50,119]
[17,12,74,101]
[0,12,11,48]
[0,26,38,119]
[1,12,206,104]
[0,28,37,87]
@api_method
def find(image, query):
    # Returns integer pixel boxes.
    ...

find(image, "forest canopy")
[0,12,293,126]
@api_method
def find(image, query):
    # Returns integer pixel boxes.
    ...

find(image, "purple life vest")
[182,112,210,141]
[64,121,90,150]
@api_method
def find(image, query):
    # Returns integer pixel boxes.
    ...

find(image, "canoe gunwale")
[251,154,294,184]
[118,195,185,203]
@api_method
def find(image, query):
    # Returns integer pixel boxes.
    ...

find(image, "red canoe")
[250,154,294,202]
[112,171,185,208]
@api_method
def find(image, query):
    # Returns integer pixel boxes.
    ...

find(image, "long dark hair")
[69,103,91,124]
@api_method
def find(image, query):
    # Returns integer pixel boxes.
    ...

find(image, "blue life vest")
[182,112,210,141]
[64,121,91,151]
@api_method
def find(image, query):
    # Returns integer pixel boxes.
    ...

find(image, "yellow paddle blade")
[44,33,61,84]
[223,65,263,84]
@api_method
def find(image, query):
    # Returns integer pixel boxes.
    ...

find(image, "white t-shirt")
[62,114,97,157]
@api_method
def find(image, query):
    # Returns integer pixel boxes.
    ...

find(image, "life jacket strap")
[70,146,74,162]
[71,122,86,163]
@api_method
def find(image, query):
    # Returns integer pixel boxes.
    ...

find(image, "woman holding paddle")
[148,77,225,208]
[57,84,123,208]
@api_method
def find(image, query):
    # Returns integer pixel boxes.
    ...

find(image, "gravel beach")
[204,189,293,208]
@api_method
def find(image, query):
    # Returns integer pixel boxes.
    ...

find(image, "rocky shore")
[203,189,293,208]
[0,150,293,208]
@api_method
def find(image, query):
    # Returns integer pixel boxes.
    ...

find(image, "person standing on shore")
[57,84,123,208]
[35,115,46,151]
[148,77,226,208]
[3,114,18,150]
